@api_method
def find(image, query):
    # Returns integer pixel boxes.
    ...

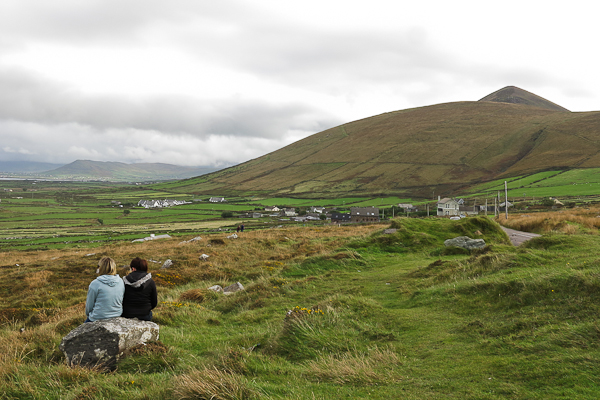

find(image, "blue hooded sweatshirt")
[85,274,125,321]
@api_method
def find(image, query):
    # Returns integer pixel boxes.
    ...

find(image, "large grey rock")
[444,236,486,250]
[59,317,159,370]
[207,284,223,293]
[223,282,244,295]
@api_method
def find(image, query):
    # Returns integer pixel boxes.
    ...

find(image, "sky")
[1,0,599,167]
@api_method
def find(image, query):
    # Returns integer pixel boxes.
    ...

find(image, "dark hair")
[130,257,148,272]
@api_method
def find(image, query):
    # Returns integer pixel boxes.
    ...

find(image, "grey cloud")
[0,120,302,166]
[183,24,451,91]
[0,68,341,139]
[0,0,255,46]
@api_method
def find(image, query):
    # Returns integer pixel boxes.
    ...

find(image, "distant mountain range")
[0,161,63,173]
[157,86,600,198]
[0,160,222,181]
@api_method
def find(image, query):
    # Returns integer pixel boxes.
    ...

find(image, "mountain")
[0,161,63,173]
[41,160,221,181]
[479,86,570,112]
[158,87,599,198]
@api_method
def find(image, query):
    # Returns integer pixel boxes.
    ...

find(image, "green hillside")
[157,87,600,198]
[4,217,600,398]
[42,160,218,181]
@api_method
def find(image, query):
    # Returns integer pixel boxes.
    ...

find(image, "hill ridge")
[478,86,570,112]
[42,160,221,181]
[157,88,597,198]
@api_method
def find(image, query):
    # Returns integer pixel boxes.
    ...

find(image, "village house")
[137,199,190,209]
[280,208,297,217]
[209,197,226,203]
[459,204,479,216]
[397,203,419,212]
[350,207,380,223]
[309,206,325,214]
[331,212,352,224]
[479,205,497,214]
[437,197,460,216]
[265,206,280,212]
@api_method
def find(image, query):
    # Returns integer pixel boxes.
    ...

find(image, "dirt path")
[501,226,541,246]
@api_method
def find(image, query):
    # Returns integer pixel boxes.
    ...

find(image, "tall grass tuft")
[173,367,262,400]
[498,206,600,234]
[304,347,401,384]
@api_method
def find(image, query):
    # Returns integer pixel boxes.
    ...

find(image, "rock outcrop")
[223,282,244,295]
[59,317,159,370]
[444,236,486,250]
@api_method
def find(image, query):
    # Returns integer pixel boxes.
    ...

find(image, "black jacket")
[121,271,158,318]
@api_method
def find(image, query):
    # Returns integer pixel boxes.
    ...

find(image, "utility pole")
[496,192,500,217]
[504,181,508,220]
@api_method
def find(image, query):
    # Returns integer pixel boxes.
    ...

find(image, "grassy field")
[2,212,600,399]
[0,180,432,251]
[469,168,600,199]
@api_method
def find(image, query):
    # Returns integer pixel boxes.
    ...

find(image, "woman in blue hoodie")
[85,257,125,322]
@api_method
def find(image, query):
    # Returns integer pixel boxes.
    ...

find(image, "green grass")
[470,168,600,198]
[3,216,600,398]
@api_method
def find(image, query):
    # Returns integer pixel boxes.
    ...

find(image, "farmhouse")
[479,205,497,214]
[437,197,460,216]
[459,205,479,216]
[209,197,226,203]
[350,207,380,223]
[331,212,351,224]
[280,208,297,217]
[265,206,280,212]
[137,199,190,209]
[397,203,419,212]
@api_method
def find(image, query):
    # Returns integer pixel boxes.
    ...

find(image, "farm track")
[501,226,541,246]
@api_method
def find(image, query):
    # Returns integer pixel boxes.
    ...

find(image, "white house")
[209,197,226,203]
[138,199,190,209]
[265,206,280,212]
[280,208,297,217]
[437,197,460,216]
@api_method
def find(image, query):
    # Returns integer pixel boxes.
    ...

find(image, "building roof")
[437,198,456,204]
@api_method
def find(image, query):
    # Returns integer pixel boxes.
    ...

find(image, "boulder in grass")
[59,317,159,371]
[223,282,244,295]
[444,236,486,250]
[161,259,173,269]
[207,285,223,293]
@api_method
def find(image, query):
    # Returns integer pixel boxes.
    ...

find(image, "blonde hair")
[97,257,117,275]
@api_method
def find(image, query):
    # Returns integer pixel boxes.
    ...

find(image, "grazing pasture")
[2,212,600,398]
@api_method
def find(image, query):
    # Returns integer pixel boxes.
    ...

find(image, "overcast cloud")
[0,0,599,167]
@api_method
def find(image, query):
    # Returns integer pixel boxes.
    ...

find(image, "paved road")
[501,227,541,246]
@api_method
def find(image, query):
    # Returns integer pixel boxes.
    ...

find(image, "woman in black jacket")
[122,257,158,321]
